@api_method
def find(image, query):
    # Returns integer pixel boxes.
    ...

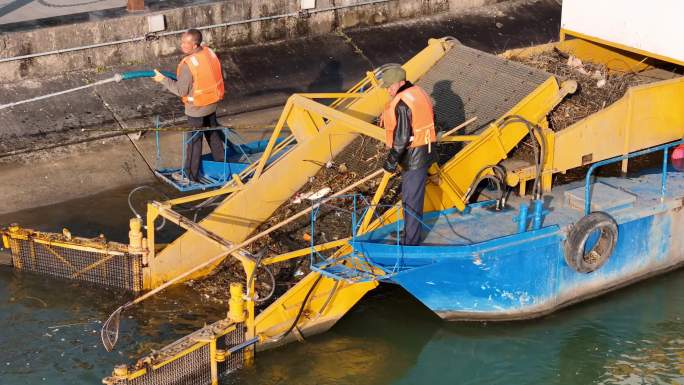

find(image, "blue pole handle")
[120,70,177,81]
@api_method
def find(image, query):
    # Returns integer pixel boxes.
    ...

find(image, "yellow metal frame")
[551,77,684,174]
[247,52,601,347]
[248,43,587,344]
[0,227,144,282]
[105,321,240,385]
[261,238,350,265]
[560,28,684,69]
[28,34,680,383]
[101,37,575,358]
[102,40,455,375]
[0,35,677,384]
[3,227,132,254]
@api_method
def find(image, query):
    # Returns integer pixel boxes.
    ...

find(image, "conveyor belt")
[416,43,551,133]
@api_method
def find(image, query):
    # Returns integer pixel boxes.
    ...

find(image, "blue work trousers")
[185,113,225,182]
[401,166,428,245]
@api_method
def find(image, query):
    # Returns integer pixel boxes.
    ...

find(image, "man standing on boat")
[153,28,226,184]
[380,67,436,245]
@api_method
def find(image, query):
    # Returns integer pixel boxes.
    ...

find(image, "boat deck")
[359,169,684,248]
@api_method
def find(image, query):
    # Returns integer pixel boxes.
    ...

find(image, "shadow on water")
[231,284,441,385]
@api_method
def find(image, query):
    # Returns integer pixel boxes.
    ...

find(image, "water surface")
[1,185,683,385]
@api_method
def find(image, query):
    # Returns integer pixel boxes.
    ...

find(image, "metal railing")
[584,139,684,215]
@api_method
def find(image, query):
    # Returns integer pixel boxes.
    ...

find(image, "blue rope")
[306,195,476,280]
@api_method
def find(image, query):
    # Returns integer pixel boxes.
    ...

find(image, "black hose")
[278,273,323,340]
[465,174,503,203]
[127,185,168,231]
[464,164,508,208]
[470,164,507,187]
[245,249,277,304]
[254,265,276,304]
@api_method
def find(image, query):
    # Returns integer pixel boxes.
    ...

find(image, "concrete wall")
[0,0,481,82]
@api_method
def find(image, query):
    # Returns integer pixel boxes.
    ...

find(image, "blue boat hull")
[406,209,681,320]
[353,173,684,321]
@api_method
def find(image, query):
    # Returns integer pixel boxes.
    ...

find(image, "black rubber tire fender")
[564,211,618,273]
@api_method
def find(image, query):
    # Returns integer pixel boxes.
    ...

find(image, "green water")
[235,277,684,385]
[1,186,684,384]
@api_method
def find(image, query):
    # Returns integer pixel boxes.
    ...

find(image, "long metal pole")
[0,76,118,110]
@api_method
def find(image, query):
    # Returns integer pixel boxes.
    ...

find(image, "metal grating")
[218,324,245,378]
[8,237,143,291]
[127,345,212,385]
[416,44,552,134]
[104,320,247,385]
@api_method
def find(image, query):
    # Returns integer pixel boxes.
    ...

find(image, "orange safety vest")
[382,85,436,150]
[177,47,225,107]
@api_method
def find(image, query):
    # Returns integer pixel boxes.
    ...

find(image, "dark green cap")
[380,67,406,88]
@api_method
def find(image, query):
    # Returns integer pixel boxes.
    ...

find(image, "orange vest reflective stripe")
[177,47,225,107]
[382,85,436,149]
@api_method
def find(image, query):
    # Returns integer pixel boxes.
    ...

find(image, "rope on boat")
[0,70,176,111]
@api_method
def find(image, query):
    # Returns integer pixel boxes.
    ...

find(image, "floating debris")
[189,136,399,305]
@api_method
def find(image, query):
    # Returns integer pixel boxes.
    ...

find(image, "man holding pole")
[153,28,225,184]
[380,67,436,246]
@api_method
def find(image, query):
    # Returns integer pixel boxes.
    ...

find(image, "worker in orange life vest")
[380,67,436,246]
[153,28,226,184]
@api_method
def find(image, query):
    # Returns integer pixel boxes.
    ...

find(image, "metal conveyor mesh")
[416,43,552,134]
[104,320,246,385]
[126,345,212,385]
[7,236,143,292]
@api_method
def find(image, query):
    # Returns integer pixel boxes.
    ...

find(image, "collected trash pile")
[508,49,655,164]
[511,49,652,131]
